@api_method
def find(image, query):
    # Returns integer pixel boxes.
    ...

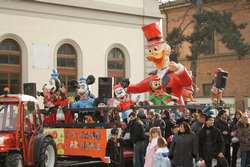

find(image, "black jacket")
[169,133,198,167]
[214,117,231,144]
[106,138,124,167]
[129,118,145,143]
[198,125,224,160]
[153,118,166,137]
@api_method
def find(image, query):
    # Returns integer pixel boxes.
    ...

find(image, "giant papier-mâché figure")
[113,83,134,123]
[125,22,192,105]
[70,75,95,122]
[42,69,62,124]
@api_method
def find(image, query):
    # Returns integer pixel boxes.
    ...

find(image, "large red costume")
[126,23,192,105]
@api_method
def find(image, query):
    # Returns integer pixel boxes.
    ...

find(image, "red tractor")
[0,93,56,167]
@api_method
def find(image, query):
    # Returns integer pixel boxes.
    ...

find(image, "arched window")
[107,48,126,84]
[0,39,21,94]
[57,44,77,95]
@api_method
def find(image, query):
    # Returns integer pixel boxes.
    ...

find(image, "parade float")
[0,22,231,167]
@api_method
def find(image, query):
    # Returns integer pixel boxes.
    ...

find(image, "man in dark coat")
[106,128,124,167]
[169,122,198,167]
[198,114,226,167]
[129,111,145,167]
[214,109,231,165]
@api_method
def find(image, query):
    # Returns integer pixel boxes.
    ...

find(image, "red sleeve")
[177,69,192,87]
[126,76,154,94]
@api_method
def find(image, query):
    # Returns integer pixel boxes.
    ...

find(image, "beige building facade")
[0,0,161,97]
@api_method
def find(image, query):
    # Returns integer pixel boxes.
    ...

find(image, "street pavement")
[56,158,241,167]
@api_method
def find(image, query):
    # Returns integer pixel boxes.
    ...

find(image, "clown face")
[145,43,171,69]
[114,87,126,100]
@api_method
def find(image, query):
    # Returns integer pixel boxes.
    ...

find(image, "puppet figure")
[113,83,134,123]
[71,75,95,122]
[124,23,192,105]
[42,69,61,125]
[149,76,178,109]
[55,86,70,123]
[211,68,228,105]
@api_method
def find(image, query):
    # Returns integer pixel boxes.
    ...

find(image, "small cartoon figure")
[113,83,134,123]
[149,76,177,108]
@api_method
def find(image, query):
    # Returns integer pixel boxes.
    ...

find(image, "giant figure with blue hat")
[70,75,95,123]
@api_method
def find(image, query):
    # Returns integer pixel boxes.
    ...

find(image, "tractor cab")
[0,90,56,167]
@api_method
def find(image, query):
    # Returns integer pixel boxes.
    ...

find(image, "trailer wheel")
[5,153,23,167]
[37,137,56,167]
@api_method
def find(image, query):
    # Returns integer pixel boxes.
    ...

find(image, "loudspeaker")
[215,70,228,89]
[23,83,37,98]
[98,77,112,98]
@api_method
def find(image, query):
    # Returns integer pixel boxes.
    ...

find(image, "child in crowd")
[106,128,124,167]
[153,137,171,167]
[144,127,162,167]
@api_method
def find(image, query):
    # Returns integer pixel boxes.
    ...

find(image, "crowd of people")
[105,106,250,167]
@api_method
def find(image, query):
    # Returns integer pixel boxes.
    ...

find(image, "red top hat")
[142,22,164,46]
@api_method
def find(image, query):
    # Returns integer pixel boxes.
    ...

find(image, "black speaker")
[98,77,112,98]
[215,70,228,89]
[23,83,37,98]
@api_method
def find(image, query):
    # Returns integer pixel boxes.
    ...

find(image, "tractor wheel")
[37,137,56,167]
[5,153,23,167]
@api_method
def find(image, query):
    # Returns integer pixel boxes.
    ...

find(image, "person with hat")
[106,128,124,167]
[124,22,192,105]
[198,112,227,167]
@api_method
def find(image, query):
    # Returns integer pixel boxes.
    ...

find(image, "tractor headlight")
[0,137,5,146]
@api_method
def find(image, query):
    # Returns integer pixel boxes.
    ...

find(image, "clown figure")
[113,83,134,123]
[125,23,192,105]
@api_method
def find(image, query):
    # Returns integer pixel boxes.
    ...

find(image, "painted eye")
[154,47,158,51]
[148,49,152,53]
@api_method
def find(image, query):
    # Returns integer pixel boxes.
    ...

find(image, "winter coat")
[163,118,175,138]
[106,138,124,167]
[198,125,224,160]
[237,124,250,152]
[214,117,231,144]
[105,138,124,167]
[169,133,197,167]
[144,137,158,167]
[153,147,171,167]
[129,118,145,144]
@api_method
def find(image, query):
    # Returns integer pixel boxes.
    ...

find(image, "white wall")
[0,13,145,96]
[94,0,143,8]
